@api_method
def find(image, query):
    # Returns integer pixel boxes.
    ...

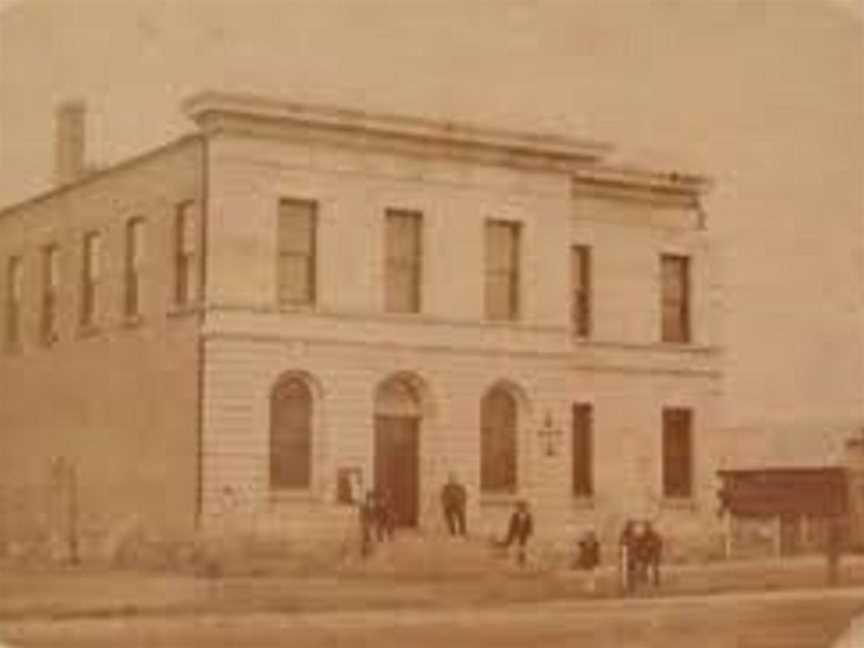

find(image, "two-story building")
[0,92,721,556]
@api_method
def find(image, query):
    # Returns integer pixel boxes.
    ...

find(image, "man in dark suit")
[501,500,534,566]
[441,472,468,537]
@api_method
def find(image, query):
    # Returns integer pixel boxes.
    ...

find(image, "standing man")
[576,530,602,593]
[618,519,637,594]
[359,490,377,558]
[441,472,468,537]
[500,500,534,567]
[641,522,663,588]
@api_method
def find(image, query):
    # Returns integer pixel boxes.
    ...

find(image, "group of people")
[355,474,664,596]
[618,519,664,593]
[358,489,396,556]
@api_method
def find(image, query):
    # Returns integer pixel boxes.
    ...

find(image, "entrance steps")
[338,531,520,577]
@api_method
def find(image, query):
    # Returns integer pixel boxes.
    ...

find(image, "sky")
[0,0,862,445]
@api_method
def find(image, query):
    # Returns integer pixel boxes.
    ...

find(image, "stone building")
[0,92,721,554]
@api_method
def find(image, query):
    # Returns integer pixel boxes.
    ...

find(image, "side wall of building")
[0,140,205,554]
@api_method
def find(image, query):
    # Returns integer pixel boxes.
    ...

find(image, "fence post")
[67,460,79,564]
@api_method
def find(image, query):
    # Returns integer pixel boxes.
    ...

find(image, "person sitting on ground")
[498,500,534,567]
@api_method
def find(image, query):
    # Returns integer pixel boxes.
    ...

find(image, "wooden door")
[374,415,419,527]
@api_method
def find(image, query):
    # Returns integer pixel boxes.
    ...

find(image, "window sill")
[268,489,319,505]
[661,497,698,511]
[277,302,317,314]
[122,315,145,329]
[167,303,201,319]
[78,326,101,339]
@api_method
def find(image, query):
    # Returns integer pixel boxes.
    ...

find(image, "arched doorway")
[374,375,423,527]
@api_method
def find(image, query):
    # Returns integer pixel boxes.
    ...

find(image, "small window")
[277,199,317,306]
[572,403,593,497]
[124,218,145,318]
[571,245,591,337]
[80,232,100,328]
[484,220,521,321]
[662,407,693,498]
[174,202,197,306]
[384,209,422,313]
[5,256,22,349]
[41,244,60,343]
[480,386,518,493]
[270,377,313,489]
[661,254,690,343]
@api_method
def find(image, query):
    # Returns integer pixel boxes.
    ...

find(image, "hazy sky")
[1,0,862,439]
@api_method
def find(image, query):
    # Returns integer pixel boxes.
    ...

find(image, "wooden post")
[67,460,79,565]
[724,513,734,559]
[800,515,810,552]
[774,515,783,558]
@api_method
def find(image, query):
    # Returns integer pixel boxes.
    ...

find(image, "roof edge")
[182,90,614,163]
[0,134,203,221]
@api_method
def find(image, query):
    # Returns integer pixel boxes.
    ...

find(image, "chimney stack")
[54,100,87,186]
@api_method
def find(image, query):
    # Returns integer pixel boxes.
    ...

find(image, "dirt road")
[2,586,862,648]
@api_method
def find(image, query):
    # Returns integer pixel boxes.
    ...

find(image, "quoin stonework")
[0,92,722,556]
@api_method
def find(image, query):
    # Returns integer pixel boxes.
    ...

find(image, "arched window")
[481,386,518,493]
[270,377,312,489]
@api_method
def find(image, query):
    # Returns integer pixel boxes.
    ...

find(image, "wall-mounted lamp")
[538,411,563,457]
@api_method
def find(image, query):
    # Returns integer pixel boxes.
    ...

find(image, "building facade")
[0,93,721,555]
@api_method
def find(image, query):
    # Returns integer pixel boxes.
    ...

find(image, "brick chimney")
[54,100,87,186]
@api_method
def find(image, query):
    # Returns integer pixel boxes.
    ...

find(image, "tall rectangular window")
[41,245,60,343]
[572,403,594,497]
[571,245,591,337]
[277,199,317,306]
[124,218,145,318]
[5,256,22,349]
[384,209,422,313]
[662,407,694,498]
[661,254,690,343]
[174,202,197,306]
[484,220,521,321]
[80,231,100,328]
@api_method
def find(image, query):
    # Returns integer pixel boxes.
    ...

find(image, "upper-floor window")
[572,403,594,497]
[662,407,694,498]
[5,256,22,349]
[484,220,521,321]
[384,209,422,314]
[277,199,317,306]
[571,245,591,337]
[661,254,690,343]
[124,218,145,318]
[80,231,101,328]
[174,202,197,307]
[41,244,60,343]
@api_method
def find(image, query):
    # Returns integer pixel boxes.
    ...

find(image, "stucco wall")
[199,129,722,552]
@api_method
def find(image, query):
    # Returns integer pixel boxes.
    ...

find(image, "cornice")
[183,91,612,172]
